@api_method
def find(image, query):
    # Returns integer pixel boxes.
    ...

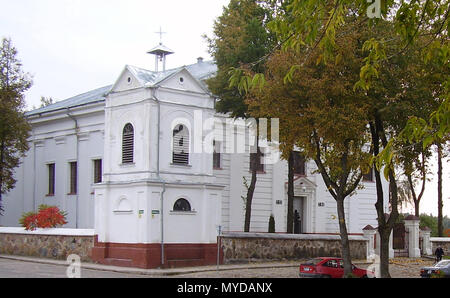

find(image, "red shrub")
[20,205,68,231]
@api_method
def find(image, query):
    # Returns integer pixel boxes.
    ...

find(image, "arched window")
[173,198,191,212]
[122,123,134,164]
[172,124,189,165]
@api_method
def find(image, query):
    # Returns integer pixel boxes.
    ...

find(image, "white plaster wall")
[160,69,207,95]
[1,63,390,242]
[163,187,221,244]
[104,96,153,182]
[94,183,221,244]
[157,103,216,185]
[0,108,105,229]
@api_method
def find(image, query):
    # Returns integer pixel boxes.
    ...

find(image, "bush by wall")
[19,205,67,231]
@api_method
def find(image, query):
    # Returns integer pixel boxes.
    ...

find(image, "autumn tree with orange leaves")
[246,23,374,276]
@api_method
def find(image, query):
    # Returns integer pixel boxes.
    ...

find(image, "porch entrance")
[293,196,306,234]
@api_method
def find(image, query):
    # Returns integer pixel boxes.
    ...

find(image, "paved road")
[0,258,148,278]
[0,257,432,278]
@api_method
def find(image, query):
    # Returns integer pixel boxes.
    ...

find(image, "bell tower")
[147,27,174,71]
[92,34,224,269]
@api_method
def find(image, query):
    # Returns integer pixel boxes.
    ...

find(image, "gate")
[393,223,409,257]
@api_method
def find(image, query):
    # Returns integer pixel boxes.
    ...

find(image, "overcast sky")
[0,0,448,217]
[0,0,230,109]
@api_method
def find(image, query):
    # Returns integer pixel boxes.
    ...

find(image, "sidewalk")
[0,254,302,277]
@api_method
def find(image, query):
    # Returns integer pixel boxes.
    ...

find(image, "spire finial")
[155,26,166,45]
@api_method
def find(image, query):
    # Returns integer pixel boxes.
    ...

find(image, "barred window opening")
[69,161,77,194]
[122,123,134,164]
[363,168,374,182]
[249,148,264,172]
[94,159,102,183]
[48,163,55,196]
[173,198,191,212]
[293,151,306,176]
[172,124,189,165]
[213,140,221,169]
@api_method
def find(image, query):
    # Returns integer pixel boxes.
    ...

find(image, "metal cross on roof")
[155,26,166,44]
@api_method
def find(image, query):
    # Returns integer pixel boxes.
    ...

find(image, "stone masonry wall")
[0,229,94,262]
[431,238,450,256]
[220,233,367,263]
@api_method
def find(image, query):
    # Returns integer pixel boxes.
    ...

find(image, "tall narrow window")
[48,163,55,196]
[93,159,102,183]
[249,149,264,172]
[293,151,306,176]
[122,123,134,164]
[69,162,77,194]
[172,124,189,165]
[363,168,374,182]
[213,140,221,169]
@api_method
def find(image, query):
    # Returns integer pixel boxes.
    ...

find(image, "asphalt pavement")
[0,254,302,278]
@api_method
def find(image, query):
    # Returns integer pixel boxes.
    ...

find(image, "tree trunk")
[0,140,4,214]
[414,202,420,218]
[244,146,260,232]
[407,150,427,218]
[287,150,294,233]
[407,174,420,217]
[437,143,443,237]
[336,197,353,276]
[373,166,391,278]
[369,119,394,278]
[375,114,398,277]
[379,229,391,278]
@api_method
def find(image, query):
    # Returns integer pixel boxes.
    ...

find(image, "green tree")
[239,0,448,278]
[246,20,372,275]
[206,0,276,232]
[39,96,54,107]
[420,214,439,237]
[0,38,32,214]
[397,179,414,212]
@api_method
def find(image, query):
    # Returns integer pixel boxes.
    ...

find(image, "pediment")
[158,68,209,94]
[110,66,144,93]
[292,176,317,189]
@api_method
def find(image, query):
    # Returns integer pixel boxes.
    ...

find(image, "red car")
[299,257,369,278]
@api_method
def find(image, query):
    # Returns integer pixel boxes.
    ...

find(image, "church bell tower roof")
[147,27,174,72]
[146,43,174,56]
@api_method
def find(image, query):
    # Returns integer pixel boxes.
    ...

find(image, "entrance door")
[293,197,305,234]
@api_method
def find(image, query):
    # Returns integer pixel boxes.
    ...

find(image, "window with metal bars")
[122,123,134,164]
[249,150,264,172]
[172,124,189,165]
[213,140,221,169]
[363,168,374,182]
[93,159,102,183]
[69,162,77,194]
[48,163,55,196]
[292,151,306,176]
[173,198,191,212]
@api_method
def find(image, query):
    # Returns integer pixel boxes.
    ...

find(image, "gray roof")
[186,60,217,81]
[127,65,182,87]
[26,85,112,116]
[146,43,175,55]
[26,60,217,117]
[127,60,217,87]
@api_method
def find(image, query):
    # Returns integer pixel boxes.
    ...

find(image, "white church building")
[0,43,388,268]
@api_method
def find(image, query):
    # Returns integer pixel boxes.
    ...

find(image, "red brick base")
[91,236,223,269]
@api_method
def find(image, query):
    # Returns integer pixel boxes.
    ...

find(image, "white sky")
[0,0,448,217]
[0,0,230,109]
